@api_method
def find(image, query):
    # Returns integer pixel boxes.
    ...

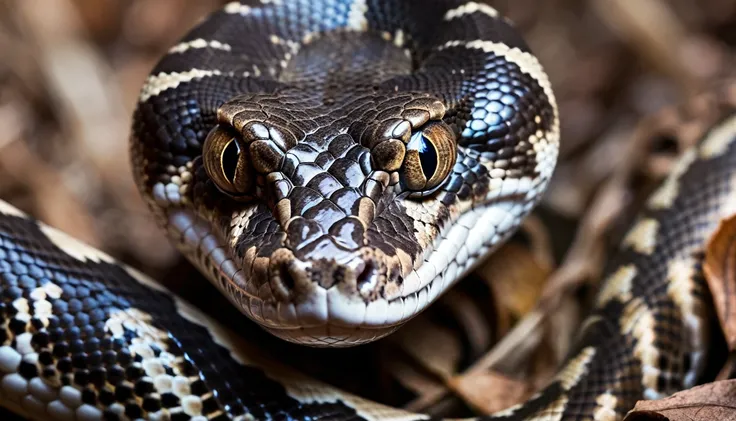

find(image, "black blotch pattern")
[0,213,366,420]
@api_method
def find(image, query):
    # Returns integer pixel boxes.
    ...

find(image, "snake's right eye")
[399,121,457,195]
[203,125,253,196]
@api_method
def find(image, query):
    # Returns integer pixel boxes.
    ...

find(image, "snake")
[0,0,733,420]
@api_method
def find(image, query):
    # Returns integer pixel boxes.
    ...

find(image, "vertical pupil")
[221,139,240,182]
[415,133,438,179]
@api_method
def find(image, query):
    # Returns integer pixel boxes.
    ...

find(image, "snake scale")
[0,0,734,420]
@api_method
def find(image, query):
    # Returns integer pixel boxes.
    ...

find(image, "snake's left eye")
[202,125,253,196]
[400,122,457,193]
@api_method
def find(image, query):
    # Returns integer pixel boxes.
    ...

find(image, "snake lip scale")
[0,0,732,420]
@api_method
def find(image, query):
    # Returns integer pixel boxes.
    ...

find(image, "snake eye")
[400,121,457,193]
[203,125,253,196]
[221,139,240,181]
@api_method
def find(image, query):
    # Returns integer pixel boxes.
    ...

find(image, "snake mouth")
[240,246,420,347]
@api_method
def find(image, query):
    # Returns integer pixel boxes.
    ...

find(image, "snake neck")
[280,30,414,98]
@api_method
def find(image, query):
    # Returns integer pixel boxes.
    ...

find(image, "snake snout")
[257,248,410,346]
[267,248,387,302]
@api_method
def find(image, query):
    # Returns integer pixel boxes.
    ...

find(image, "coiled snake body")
[0,1,733,420]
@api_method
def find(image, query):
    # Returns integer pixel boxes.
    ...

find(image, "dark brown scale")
[142,396,162,413]
[115,383,135,402]
[81,388,97,405]
[18,360,37,379]
[99,388,116,406]
[125,404,144,419]
[161,393,180,408]
[89,366,107,388]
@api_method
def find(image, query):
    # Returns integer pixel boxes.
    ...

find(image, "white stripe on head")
[139,69,224,102]
[169,39,232,54]
[444,2,499,21]
[347,0,369,31]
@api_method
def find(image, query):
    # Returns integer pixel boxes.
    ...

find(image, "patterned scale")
[482,112,736,420]
[0,204,380,420]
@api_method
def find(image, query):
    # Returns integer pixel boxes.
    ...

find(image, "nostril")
[280,262,296,291]
[356,260,378,292]
[271,261,297,300]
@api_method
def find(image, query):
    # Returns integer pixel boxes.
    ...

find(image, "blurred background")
[0,0,735,418]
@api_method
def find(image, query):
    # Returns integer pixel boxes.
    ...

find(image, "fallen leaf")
[441,289,494,359]
[623,380,736,421]
[448,370,530,415]
[389,317,462,380]
[383,358,447,413]
[703,214,736,349]
[478,242,551,318]
[532,294,582,390]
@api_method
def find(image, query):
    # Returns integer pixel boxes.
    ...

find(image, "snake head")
[183,92,466,345]
[130,1,559,347]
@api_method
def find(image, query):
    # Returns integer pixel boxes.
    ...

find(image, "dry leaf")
[448,370,530,414]
[389,318,462,380]
[592,0,702,94]
[703,214,736,348]
[478,243,550,318]
[623,380,736,421]
[441,289,494,358]
[384,358,447,413]
[532,294,582,389]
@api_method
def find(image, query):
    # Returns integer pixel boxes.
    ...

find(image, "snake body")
[0,1,733,420]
